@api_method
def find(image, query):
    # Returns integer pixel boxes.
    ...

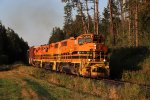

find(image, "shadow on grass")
[109,46,150,79]
[23,78,57,100]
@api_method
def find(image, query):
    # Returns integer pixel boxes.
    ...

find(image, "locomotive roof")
[31,33,103,48]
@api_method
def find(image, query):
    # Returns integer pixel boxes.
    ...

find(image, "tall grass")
[0,79,22,100]
[118,84,140,100]
[30,67,149,99]
[122,57,150,85]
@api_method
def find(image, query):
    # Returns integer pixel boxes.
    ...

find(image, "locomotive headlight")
[94,44,96,49]
[88,59,91,61]
[103,59,106,62]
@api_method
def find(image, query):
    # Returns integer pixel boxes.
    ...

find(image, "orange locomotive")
[28,33,110,78]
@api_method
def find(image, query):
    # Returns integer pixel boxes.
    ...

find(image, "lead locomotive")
[28,33,109,78]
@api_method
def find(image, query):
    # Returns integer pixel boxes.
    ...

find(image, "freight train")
[28,33,110,78]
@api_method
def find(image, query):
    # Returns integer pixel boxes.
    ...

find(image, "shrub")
[110,46,149,79]
[0,55,8,65]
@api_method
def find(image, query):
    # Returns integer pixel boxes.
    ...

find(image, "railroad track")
[44,68,150,89]
[101,78,150,89]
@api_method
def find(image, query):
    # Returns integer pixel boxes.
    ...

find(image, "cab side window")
[78,38,85,44]
[54,44,58,48]
[61,41,67,46]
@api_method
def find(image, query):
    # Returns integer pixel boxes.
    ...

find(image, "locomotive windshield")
[85,37,92,43]
[78,37,92,44]
[78,38,85,44]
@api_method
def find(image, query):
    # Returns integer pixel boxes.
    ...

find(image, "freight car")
[28,33,110,78]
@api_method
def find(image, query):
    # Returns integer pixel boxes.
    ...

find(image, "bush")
[109,46,149,79]
[0,55,8,65]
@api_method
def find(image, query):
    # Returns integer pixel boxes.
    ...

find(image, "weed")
[118,83,142,100]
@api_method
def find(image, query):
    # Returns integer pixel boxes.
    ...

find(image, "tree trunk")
[128,10,131,47]
[120,0,125,35]
[78,0,88,34]
[108,0,115,46]
[93,0,96,34]
[95,0,99,35]
[85,0,90,33]
[135,1,138,47]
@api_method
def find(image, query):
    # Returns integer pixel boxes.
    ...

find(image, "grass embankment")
[31,66,149,100]
[0,79,22,100]
[0,65,100,100]
[0,64,149,100]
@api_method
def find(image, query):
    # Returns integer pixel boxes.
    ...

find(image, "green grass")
[0,79,22,100]
[122,57,150,85]
[23,78,57,100]
[0,65,149,100]
[31,67,149,99]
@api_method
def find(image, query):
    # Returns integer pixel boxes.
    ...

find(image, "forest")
[0,22,29,65]
[49,0,150,47]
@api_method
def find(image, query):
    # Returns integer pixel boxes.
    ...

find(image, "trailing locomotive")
[28,33,109,78]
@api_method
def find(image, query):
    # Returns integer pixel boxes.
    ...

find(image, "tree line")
[0,22,29,65]
[48,0,150,47]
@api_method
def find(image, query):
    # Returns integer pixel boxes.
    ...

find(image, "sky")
[0,0,107,46]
